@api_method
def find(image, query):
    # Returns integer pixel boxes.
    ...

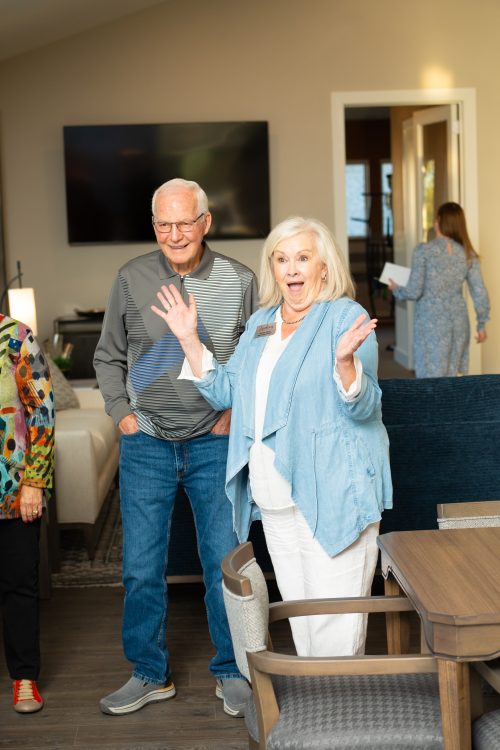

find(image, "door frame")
[0,186,6,294]
[331,88,480,374]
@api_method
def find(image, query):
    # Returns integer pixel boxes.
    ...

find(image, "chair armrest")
[75,389,105,410]
[437,500,500,530]
[221,541,255,596]
[437,500,500,518]
[249,650,438,676]
[268,595,414,623]
[248,650,437,677]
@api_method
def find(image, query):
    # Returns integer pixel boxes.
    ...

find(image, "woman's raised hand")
[336,313,377,364]
[151,284,204,378]
[151,284,198,342]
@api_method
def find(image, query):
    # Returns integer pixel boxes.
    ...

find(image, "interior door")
[413,104,460,242]
[397,104,461,370]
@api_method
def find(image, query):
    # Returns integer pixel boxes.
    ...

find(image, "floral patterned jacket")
[0,314,55,519]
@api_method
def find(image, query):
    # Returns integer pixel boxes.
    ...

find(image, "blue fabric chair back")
[380,375,500,534]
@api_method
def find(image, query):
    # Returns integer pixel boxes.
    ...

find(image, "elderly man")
[94,178,257,716]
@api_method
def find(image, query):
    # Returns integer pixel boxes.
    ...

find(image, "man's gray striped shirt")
[94,244,258,440]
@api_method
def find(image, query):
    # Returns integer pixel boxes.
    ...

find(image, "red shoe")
[13,680,44,713]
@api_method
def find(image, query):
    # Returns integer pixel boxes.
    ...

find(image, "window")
[381,161,393,237]
[345,162,369,237]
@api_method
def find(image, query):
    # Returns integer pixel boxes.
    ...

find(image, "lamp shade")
[8,287,38,335]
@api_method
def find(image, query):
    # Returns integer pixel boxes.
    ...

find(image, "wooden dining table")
[377,527,500,750]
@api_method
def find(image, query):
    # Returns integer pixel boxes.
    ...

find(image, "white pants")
[260,505,380,657]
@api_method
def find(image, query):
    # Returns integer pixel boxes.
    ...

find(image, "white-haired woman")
[152,217,392,657]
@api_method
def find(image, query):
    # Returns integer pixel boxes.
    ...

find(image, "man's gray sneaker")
[215,677,251,717]
[99,676,176,715]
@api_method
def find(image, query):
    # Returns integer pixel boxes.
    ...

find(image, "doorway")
[331,88,480,376]
[344,107,395,376]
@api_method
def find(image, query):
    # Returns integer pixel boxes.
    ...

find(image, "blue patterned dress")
[392,237,490,377]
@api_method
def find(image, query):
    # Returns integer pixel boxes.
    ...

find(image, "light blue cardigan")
[196,297,393,556]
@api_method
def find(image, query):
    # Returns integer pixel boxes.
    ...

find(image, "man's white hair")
[151,178,209,216]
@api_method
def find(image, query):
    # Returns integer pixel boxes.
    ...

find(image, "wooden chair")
[437,500,500,531]
[437,500,500,697]
[222,541,443,750]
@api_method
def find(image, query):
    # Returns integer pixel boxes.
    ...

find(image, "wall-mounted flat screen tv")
[63,121,270,244]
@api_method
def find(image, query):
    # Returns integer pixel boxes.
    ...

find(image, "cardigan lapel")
[260,303,330,438]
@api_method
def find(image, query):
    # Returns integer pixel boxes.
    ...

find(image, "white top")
[249,308,296,509]
[179,308,363,511]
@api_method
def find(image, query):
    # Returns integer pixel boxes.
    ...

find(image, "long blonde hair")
[437,202,477,264]
[259,216,355,307]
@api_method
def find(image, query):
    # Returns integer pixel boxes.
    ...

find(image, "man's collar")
[158,242,215,280]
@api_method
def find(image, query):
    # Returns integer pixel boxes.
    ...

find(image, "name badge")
[254,323,276,338]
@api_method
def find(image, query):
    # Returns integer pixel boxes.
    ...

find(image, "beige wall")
[0,0,498,370]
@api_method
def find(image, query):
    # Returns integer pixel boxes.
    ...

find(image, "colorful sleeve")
[15,332,55,488]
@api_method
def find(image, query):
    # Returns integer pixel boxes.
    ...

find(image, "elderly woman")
[0,314,54,712]
[152,217,392,657]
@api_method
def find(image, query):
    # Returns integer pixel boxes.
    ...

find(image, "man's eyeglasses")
[152,213,205,234]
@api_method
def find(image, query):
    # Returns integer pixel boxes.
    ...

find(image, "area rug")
[51,489,272,587]
[51,490,123,588]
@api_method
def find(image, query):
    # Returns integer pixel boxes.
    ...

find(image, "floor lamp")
[0,260,38,334]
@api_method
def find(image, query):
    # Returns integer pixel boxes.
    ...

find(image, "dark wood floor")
[1,581,491,750]
[1,584,254,749]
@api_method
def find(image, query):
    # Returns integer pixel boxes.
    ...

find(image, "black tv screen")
[63,121,271,244]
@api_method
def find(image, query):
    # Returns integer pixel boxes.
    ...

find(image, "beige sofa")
[54,387,119,559]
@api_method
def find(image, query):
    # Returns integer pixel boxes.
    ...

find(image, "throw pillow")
[44,352,80,411]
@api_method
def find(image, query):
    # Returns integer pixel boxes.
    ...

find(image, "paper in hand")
[378,262,411,287]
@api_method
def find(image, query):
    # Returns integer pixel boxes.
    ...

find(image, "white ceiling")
[0,0,166,63]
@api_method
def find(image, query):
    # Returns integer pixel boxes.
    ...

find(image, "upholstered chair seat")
[244,672,442,749]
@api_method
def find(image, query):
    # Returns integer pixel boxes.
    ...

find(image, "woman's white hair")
[151,178,209,216]
[259,216,355,307]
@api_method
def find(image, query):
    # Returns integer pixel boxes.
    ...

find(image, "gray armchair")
[222,541,444,750]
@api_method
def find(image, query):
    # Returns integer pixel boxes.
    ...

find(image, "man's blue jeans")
[119,429,241,685]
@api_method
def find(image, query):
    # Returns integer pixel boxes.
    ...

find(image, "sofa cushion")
[45,352,79,410]
[55,408,117,473]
